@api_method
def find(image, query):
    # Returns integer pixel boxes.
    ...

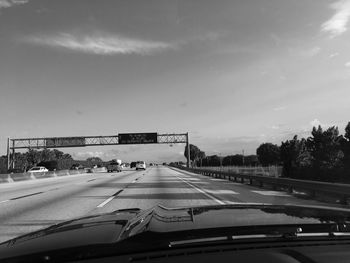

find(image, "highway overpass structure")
[6,132,190,170]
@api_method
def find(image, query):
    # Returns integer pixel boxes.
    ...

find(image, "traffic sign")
[118,133,158,144]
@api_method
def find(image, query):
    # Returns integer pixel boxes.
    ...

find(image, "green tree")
[280,135,310,177]
[202,155,221,166]
[197,151,206,167]
[53,149,64,159]
[26,149,41,167]
[40,149,55,162]
[256,143,280,166]
[340,122,350,171]
[244,155,260,166]
[307,125,343,170]
[86,157,103,167]
[184,144,203,166]
[62,153,73,159]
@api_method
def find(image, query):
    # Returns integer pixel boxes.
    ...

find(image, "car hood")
[1,204,350,261]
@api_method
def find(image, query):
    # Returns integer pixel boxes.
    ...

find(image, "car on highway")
[107,161,122,173]
[136,161,146,170]
[27,166,48,173]
[2,204,350,262]
[70,164,84,170]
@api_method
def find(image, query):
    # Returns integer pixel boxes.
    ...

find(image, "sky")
[1,0,350,162]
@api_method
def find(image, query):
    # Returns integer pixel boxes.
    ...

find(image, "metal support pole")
[11,140,15,170]
[7,138,10,171]
[186,132,190,168]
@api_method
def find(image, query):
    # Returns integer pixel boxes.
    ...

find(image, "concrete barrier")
[91,167,107,173]
[0,169,88,184]
[0,174,10,183]
[8,173,32,182]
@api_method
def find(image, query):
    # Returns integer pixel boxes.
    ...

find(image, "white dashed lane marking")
[251,191,291,197]
[97,196,115,208]
[203,189,239,194]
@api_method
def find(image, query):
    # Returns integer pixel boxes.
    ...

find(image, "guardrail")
[171,165,350,205]
[196,165,283,177]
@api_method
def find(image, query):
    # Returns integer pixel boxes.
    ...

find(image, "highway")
[0,166,344,243]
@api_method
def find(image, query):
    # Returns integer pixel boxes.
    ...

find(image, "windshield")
[1,0,350,254]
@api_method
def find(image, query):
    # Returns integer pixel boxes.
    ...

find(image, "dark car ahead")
[107,162,122,173]
[70,164,84,170]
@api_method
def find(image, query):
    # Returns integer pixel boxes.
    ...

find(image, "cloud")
[345,61,350,67]
[321,0,350,37]
[310,118,323,127]
[271,125,280,130]
[329,52,339,58]
[302,46,321,57]
[22,32,176,55]
[0,0,28,9]
[273,106,286,111]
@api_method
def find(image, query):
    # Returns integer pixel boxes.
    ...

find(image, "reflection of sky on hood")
[147,205,350,233]
[1,0,350,160]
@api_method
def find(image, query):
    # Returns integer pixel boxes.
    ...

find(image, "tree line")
[183,122,350,183]
[256,122,350,183]
[0,149,108,173]
[184,144,259,167]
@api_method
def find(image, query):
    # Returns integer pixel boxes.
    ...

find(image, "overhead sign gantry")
[7,133,190,170]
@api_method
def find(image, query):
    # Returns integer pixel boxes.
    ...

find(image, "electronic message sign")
[46,137,86,147]
[118,133,158,144]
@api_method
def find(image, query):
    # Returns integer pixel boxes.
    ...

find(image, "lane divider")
[174,175,225,205]
[97,196,115,208]
[96,174,146,208]
[47,187,60,192]
[97,189,124,208]
[87,179,96,182]
[10,191,43,200]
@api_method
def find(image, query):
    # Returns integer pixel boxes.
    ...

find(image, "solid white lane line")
[97,196,115,208]
[175,175,225,205]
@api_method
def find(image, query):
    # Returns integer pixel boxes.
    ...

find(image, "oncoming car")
[27,166,48,173]
[136,161,146,170]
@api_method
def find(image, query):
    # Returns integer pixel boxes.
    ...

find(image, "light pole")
[242,149,245,166]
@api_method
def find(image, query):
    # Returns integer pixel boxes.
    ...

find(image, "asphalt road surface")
[0,166,345,243]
